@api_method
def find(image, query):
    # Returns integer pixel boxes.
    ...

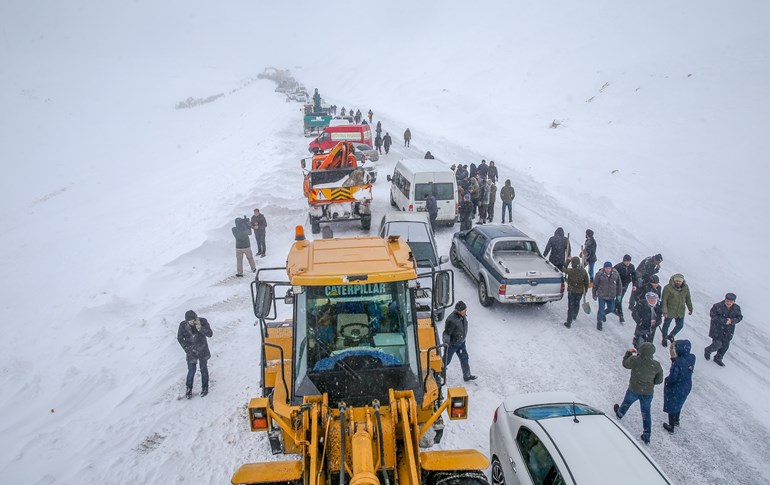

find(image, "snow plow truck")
[302,141,373,235]
[231,229,489,485]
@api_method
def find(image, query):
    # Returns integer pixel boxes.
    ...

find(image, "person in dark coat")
[613,255,636,323]
[582,229,597,283]
[543,227,569,271]
[704,293,743,366]
[487,181,497,222]
[403,128,411,147]
[631,254,663,311]
[469,162,477,179]
[177,310,214,399]
[592,261,622,330]
[250,209,267,257]
[424,151,434,159]
[233,217,256,276]
[442,301,476,381]
[374,133,383,154]
[383,133,392,154]
[634,274,662,308]
[614,342,664,444]
[477,160,488,179]
[632,291,663,349]
[563,256,589,328]
[487,161,499,183]
[662,339,695,433]
[375,120,382,136]
[459,194,474,231]
[424,191,438,230]
[499,179,515,223]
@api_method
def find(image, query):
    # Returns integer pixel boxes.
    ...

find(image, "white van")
[387,159,458,226]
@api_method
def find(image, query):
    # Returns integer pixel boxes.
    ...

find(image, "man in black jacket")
[583,229,597,283]
[250,209,268,257]
[705,293,743,366]
[543,227,569,271]
[632,292,663,349]
[614,255,636,323]
[631,253,662,311]
[442,301,477,381]
[177,310,214,398]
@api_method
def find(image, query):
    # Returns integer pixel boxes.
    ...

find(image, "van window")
[415,183,454,200]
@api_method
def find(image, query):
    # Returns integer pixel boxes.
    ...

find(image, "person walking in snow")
[442,301,477,382]
[424,190,438,230]
[543,227,569,271]
[340,107,347,116]
[704,293,743,367]
[250,209,267,258]
[459,194,474,231]
[375,120,382,136]
[592,261,622,331]
[354,109,362,124]
[177,310,213,399]
[563,256,589,328]
[582,229,597,283]
[233,217,256,277]
[613,342,664,445]
[631,254,663,311]
[477,159,489,180]
[367,109,373,123]
[662,338,695,433]
[661,273,693,346]
[424,151,434,159]
[383,132,392,154]
[487,160,499,183]
[613,255,636,324]
[632,291,663,349]
[487,180,497,222]
[374,133,383,154]
[403,128,411,147]
[499,179,515,223]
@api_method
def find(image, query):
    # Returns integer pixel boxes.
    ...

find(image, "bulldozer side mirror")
[433,270,454,309]
[254,282,274,319]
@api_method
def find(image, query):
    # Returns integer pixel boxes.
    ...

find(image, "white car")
[489,392,672,485]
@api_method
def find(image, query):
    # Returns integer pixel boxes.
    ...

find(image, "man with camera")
[177,310,213,399]
[232,216,256,277]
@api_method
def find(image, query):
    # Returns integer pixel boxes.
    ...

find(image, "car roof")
[540,415,671,484]
[380,212,431,224]
[396,158,452,173]
[471,224,530,240]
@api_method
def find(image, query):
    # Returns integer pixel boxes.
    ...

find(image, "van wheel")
[390,191,397,208]
[449,244,461,268]
[311,217,321,234]
[479,279,494,307]
[361,215,371,231]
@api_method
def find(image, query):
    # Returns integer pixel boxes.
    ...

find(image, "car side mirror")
[433,270,454,309]
[386,175,392,182]
[439,255,449,265]
[253,282,274,319]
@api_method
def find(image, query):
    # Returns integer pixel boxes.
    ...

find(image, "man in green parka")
[661,273,693,346]
[563,256,589,328]
[614,342,664,444]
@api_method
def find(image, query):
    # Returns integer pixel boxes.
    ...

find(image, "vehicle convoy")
[450,225,565,307]
[231,231,489,485]
[387,159,458,226]
[304,103,333,137]
[489,392,672,485]
[302,141,375,234]
[309,124,373,153]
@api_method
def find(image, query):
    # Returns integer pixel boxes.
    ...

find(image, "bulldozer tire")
[361,215,371,230]
[311,217,321,234]
[427,470,489,485]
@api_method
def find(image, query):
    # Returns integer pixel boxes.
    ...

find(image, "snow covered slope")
[1,0,769,483]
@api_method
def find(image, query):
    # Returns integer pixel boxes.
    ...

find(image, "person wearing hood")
[661,273,694,346]
[499,179,515,223]
[592,261,622,331]
[704,293,743,366]
[631,253,663,311]
[632,291,663,349]
[662,339,696,433]
[383,132,392,154]
[543,227,570,271]
[375,120,382,136]
[177,310,214,399]
[613,341,664,445]
[424,151,434,159]
[563,256,589,328]
[613,255,636,323]
[582,229,597,283]
[487,161,499,183]
[403,128,411,147]
[459,193,474,231]
[469,162,477,179]
[477,159,489,179]
[442,301,477,382]
[233,217,256,277]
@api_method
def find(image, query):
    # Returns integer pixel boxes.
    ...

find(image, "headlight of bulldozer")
[249,398,271,431]
[446,388,469,420]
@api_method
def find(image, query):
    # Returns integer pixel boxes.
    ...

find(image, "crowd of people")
[449,160,516,230]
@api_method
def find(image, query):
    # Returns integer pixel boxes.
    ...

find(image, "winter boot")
[704,349,711,360]
[463,375,478,382]
[597,321,603,331]
[714,357,725,367]
[564,321,571,329]
[662,423,674,433]
[613,404,623,419]
[640,434,650,445]
[619,315,625,324]
[185,387,192,399]
[200,387,208,397]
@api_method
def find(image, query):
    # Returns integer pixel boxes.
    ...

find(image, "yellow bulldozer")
[232,228,489,485]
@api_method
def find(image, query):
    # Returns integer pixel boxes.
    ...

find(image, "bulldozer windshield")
[293,281,421,406]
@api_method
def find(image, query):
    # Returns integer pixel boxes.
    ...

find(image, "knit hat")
[725,292,737,301]
[650,275,660,283]
[185,310,197,321]
[603,261,612,268]
[455,301,467,311]
[654,253,663,262]
[645,292,659,301]
[623,254,632,262]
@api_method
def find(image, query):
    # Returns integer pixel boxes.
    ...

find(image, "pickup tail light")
[560,280,565,294]
[498,284,506,295]
[408,204,413,211]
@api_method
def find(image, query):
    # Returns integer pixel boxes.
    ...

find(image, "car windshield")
[514,403,603,420]
[415,182,454,200]
[381,221,437,267]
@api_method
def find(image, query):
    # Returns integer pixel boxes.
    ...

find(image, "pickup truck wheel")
[478,279,494,307]
[310,217,321,234]
[449,244,461,268]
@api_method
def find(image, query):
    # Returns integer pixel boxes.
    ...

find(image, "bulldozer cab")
[294,281,422,407]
